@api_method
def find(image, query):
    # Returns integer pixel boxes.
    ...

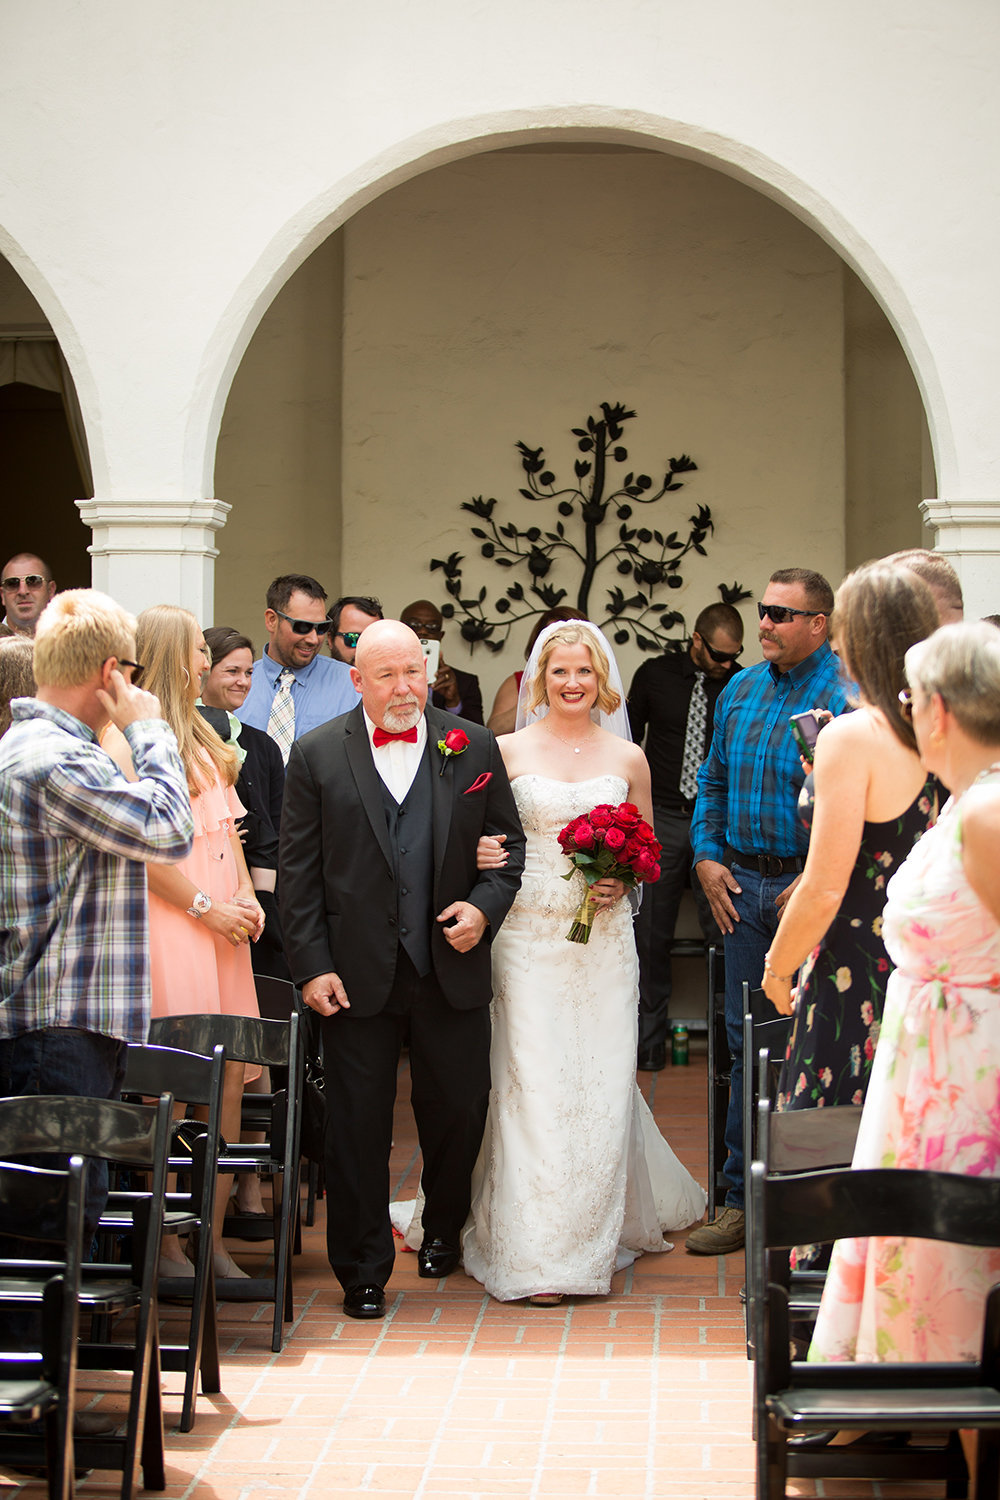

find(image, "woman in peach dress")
[105,605,265,1280]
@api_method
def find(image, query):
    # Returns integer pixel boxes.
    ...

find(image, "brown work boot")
[685,1206,745,1255]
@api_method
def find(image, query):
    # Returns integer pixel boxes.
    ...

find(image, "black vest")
[379,746,434,976]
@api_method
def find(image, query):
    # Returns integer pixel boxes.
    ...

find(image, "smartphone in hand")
[789,710,831,763]
[422,638,441,682]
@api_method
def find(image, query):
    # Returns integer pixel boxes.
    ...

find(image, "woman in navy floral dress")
[761,563,939,1111]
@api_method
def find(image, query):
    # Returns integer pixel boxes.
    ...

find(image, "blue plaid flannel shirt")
[690,641,853,864]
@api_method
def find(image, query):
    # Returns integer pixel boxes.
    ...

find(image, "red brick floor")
[0,1047,946,1499]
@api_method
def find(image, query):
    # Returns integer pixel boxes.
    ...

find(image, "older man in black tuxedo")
[279,620,524,1318]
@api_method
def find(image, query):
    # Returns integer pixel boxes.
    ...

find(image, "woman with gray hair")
[810,622,1000,1384]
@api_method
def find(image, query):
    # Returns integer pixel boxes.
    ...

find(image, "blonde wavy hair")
[135,605,239,793]
[527,622,621,717]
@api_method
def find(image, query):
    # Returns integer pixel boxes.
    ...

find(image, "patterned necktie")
[679,672,708,801]
[267,667,296,765]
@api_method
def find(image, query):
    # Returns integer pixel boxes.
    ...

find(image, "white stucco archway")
[194,108,954,506]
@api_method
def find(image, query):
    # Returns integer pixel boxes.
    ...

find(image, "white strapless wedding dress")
[459,773,706,1300]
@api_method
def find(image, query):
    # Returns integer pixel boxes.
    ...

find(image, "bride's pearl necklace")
[544,720,597,755]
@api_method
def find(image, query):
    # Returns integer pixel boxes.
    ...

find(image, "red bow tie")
[372,725,419,748]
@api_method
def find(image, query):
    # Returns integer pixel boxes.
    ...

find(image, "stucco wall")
[0,1,995,617]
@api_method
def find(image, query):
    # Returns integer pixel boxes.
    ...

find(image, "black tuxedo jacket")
[278,704,525,1015]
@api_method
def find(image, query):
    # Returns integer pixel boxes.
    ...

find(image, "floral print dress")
[776,775,938,1113]
[809,768,1000,1362]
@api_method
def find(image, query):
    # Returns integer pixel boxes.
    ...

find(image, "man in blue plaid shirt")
[687,568,853,1254]
[0,588,194,1246]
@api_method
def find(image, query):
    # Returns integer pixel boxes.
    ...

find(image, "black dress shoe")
[343,1283,385,1319]
[417,1238,461,1279]
[637,1043,666,1071]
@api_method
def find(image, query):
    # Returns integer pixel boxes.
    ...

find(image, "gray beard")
[382,701,421,733]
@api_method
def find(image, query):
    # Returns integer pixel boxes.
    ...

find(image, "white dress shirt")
[363,710,428,804]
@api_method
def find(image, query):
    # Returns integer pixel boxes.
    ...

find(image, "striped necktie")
[267,668,296,764]
[679,672,707,801]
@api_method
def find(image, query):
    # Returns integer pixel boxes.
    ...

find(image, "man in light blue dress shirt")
[238,574,357,749]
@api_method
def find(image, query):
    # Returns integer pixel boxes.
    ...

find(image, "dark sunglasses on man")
[333,631,362,649]
[757,602,824,625]
[2,574,47,590]
[274,609,333,636]
[697,635,743,664]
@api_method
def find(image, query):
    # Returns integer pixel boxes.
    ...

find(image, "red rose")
[573,819,595,850]
[604,827,627,853]
[648,863,661,883]
[590,806,614,830]
[634,848,657,877]
[444,728,470,753]
[635,822,656,844]
[624,835,644,861]
[615,803,641,829]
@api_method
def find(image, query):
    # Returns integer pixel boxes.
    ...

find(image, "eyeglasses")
[699,636,743,664]
[334,631,362,648]
[118,659,144,680]
[757,602,825,625]
[273,609,332,637]
[2,574,46,590]
[402,618,442,637]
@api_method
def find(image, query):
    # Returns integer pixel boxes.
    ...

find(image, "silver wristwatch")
[187,890,212,919]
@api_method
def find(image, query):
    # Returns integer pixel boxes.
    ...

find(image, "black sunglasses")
[334,631,362,648]
[274,608,332,636]
[698,635,743,664]
[757,602,825,625]
[2,574,46,589]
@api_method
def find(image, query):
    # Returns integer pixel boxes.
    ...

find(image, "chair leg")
[199,1277,221,1395]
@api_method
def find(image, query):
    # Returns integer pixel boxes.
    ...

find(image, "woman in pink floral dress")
[810,620,1000,1368]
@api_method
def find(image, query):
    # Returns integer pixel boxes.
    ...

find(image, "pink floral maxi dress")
[809,770,1000,1363]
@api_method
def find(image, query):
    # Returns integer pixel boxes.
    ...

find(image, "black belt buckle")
[759,853,785,877]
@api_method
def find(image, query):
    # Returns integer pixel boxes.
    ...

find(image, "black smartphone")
[789,710,825,763]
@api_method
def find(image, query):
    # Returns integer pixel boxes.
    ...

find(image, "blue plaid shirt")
[0,700,194,1044]
[690,642,853,864]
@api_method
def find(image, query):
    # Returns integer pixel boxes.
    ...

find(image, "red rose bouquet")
[557,801,662,944]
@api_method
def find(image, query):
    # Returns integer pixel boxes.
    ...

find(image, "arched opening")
[212,140,934,695]
[0,255,93,589]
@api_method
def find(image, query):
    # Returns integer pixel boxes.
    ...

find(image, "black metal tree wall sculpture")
[431,401,749,654]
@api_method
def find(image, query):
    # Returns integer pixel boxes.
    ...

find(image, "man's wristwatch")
[187,890,212,920]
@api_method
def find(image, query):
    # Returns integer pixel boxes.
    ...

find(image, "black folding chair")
[741,985,791,1347]
[751,1159,1000,1498]
[705,944,730,1220]
[252,973,324,1227]
[108,1042,225,1431]
[0,1094,172,1500]
[148,1013,303,1352]
[0,1156,86,1500]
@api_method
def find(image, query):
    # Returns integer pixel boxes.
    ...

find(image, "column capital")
[76,495,232,622]
[919,497,1000,620]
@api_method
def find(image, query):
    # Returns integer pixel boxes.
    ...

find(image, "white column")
[919,499,1000,621]
[75,497,231,624]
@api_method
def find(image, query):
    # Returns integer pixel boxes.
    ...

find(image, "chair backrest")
[755,1161,1000,1255]
[253,974,299,1022]
[149,1012,289,1069]
[0,1094,172,1174]
[765,1099,862,1175]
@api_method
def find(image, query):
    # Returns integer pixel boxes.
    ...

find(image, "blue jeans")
[722,864,796,1209]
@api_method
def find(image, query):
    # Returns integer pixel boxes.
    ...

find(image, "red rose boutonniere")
[437,726,470,775]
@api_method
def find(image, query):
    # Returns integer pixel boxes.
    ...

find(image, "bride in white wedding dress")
[460,621,706,1304]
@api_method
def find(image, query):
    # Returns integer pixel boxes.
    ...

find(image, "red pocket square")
[464,772,493,795]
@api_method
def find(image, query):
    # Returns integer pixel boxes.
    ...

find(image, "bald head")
[351,619,428,731]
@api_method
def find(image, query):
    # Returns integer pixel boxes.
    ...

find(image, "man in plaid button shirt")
[0,589,194,1245]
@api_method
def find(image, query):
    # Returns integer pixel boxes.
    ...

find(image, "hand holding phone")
[789,709,832,763]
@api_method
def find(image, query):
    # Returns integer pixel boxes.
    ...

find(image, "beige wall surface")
[214,235,345,644]
[337,149,847,704]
